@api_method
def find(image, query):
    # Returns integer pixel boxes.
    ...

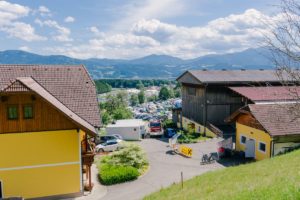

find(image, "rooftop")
[177,69,281,85]
[249,104,300,136]
[229,86,300,103]
[0,65,101,128]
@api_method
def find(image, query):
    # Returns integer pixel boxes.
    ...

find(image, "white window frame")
[240,135,247,145]
[258,141,267,153]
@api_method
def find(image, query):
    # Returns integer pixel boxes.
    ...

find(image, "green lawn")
[144,149,300,200]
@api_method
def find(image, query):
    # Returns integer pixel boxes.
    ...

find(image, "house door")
[245,139,255,158]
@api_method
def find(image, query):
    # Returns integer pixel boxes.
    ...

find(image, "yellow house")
[0,65,101,199]
[227,104,300,161]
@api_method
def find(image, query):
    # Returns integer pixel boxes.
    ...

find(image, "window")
[0,180,2,198]
[240,135,246,144]
[187,87,196,96]
[7,105,18,120]
[23,104,34,119]
[259,142,266,153]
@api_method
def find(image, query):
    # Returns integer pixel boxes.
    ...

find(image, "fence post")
[181,171,183,189]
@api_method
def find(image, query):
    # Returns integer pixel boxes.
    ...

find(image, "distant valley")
[0,48,274,79]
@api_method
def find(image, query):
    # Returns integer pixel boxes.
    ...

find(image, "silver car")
[96,140,119,152]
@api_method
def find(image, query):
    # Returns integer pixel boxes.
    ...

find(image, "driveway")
[102,138,226,200]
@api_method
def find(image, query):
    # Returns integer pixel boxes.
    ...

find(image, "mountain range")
[0,48,274,79]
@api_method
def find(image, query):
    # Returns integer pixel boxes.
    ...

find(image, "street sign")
[180,145,193,157]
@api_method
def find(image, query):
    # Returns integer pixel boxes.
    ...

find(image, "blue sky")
[0,0,280,59]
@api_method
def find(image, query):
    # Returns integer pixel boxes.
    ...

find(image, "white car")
[96,140,120,152]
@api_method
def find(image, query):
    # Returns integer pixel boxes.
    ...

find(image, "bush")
[99,164,139,185]
[178,132,201,144]
[162,119,177,129]
[97,143,149,185]
[101,143,148,170]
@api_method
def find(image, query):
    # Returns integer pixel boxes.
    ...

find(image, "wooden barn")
[0,65,101,199]
[176,69,281,137]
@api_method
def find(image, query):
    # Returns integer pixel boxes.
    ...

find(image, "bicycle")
[200,153,218,165]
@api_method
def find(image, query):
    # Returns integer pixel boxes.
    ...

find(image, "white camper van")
[106,119,147,140]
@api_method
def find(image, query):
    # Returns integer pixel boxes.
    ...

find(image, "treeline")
[95,79,176,93]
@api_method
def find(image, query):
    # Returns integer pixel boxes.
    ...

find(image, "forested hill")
[0,48,274,79]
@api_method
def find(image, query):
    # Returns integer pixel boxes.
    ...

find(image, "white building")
[106,119,148,140]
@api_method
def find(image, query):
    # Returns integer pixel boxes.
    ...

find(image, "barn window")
[240,135,246,144]
[23,104,34,119]
[187,87,196,96]
[259,142,266,153]
[7,105,18,120]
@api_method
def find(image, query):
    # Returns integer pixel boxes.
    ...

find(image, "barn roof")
[249,104,300,136]
[0,65,101,130]
[177,69,281,85]
[229,86,300,102]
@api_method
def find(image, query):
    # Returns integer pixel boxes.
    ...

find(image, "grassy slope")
[144,150,300,200]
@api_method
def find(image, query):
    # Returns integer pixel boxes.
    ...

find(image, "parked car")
[95,135,122,145]
[112,134,123,140]
[149,120,163,136]
[96,140,119,152]
[164,128,176,138]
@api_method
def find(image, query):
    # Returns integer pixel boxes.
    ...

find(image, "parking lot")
[102,138,227,200]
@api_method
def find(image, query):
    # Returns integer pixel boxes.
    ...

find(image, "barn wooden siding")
[182,84,244,126]
[0,93,77,134]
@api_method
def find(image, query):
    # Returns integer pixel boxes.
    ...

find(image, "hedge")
[99,164,139,185]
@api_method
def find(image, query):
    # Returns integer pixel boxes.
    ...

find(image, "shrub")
[97,143,149,185]
[99,164,139,185]
[162,119,177,129]
[101,143,148,170]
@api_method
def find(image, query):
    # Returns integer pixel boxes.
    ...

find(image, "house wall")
[0,93,77,134]
[182,116,217,138]
[106,126,142,140]
[236,123,272,161]
[0,129,82,199]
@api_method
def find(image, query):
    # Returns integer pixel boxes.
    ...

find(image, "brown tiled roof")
[229,86,300,102]
[249,104,300,136]
[178,69,280,84]
[16,77,97,135]
[0,65,101,128]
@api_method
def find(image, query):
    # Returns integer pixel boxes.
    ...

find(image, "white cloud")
[1,22,46,41]
[64,16,75,23]
[90,26,100,34]
[0,1,45,41]
[44,9,282,59]
[112,0,187,31]
[38,5,51,17]
[19,46,30,51]
[35,19,72,42]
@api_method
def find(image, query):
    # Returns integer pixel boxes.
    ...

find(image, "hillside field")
[144,150,300,200]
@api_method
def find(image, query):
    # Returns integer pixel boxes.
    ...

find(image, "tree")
[130,94,139,106]
[101,111,112,125]
[138,90,145,104]
[169,88,175,98]
[174,87,181,98]
[159,86,171,100]
[147,95,158,102]
[112,107,133,120]
[263,0,300,118]
[136,80,144,90]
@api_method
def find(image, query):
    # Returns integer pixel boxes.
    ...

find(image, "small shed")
[106,119,147,140]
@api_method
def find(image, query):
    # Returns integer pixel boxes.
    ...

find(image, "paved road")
[102,138,225,200]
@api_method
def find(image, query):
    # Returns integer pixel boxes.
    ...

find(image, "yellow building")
[0,65,101,199]
[227,104,300,161]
